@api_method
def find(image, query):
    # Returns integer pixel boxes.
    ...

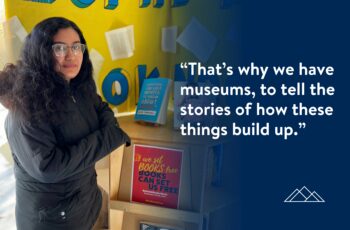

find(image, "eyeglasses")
[52,43,86,57]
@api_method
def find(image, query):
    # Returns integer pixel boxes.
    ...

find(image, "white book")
[89,48,104,95]
[176,17,217,63]
[2,16,27,42]
[105,25,135,61]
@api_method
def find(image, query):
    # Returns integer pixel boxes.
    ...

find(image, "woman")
[0,17,130,229]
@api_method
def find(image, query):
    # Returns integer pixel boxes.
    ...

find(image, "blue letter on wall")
[71,0,95,8]
[172,0,189,7]
[140,0,189,8]
[102,69,129,106]
[105,0,118,9]
[153,0,164,8]
[139,0,151,8]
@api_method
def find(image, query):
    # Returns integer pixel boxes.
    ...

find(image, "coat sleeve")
[93,95,131,146]
[94,94,119,127]
[9,116,130,183]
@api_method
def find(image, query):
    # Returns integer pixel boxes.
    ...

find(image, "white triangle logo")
[284,186,325,203]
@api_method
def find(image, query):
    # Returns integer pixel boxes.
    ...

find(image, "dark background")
[219,0,350,229]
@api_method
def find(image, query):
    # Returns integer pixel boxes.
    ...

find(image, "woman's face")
[52,27,84,82]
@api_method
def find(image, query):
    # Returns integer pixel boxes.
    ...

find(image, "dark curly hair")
[0,64,16,109]
[0,17,96,123]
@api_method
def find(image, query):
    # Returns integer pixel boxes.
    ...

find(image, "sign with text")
[131,144,183,209]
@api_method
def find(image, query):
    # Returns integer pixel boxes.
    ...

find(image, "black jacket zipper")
[71,95,76,103]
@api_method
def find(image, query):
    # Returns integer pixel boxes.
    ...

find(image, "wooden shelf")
[110,200,202,224]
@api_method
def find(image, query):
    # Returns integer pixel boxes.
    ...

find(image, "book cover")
[131,144,183,209]
[135,78,172,125]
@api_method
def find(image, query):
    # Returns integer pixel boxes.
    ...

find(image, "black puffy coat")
[5,90,130,230]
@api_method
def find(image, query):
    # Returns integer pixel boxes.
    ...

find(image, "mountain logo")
[284,186,325,203]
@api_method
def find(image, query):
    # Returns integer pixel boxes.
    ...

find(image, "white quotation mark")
[180,62,188,69]
[298,122,306,129]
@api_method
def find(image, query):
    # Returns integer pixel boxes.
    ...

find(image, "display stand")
[109,113,234,230]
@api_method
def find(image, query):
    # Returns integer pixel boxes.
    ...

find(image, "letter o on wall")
[71,0,95,8]
[102,68,129,106]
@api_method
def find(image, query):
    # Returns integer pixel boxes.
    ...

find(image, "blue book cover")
[135,78,172,124]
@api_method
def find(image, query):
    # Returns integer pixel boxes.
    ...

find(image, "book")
[131,144,183,209]
[135,78,172,125]
[105,25,135,61]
